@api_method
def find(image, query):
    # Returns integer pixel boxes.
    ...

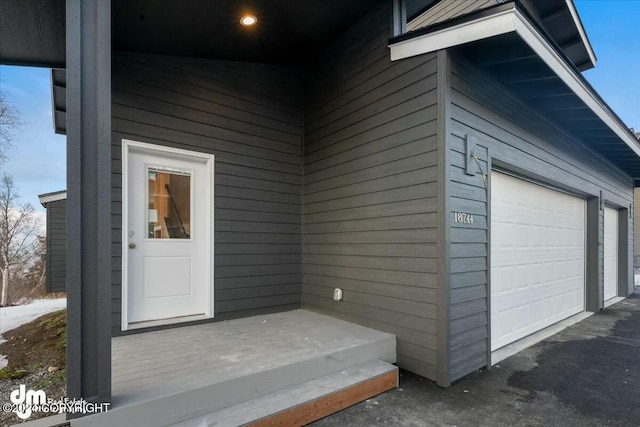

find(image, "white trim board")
[388,6,640,161]
[121,139,215,331]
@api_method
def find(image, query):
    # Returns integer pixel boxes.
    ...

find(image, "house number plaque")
[453,212,474,224]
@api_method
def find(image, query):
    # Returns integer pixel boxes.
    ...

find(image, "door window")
[147,167,192,239]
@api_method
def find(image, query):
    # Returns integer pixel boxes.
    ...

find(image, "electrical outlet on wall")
[333,288,343,301]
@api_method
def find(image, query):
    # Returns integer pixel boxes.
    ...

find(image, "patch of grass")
[0,368,28,380]
[33,368,66,390]
[0,309,68,425]
[38,310,66,331]
[29,362,45,370]
[0,309,66,373]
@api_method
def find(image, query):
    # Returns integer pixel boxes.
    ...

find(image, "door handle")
[129,243,136,249]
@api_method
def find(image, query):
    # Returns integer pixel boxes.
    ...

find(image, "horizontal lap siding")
[447,54,634,382]
[46,200,67,293]
[302,5,439,380]
[112,54,303,335]
[407,0,495,32]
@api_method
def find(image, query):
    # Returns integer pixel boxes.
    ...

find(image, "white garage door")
[491,172,585,351]
[603,207,618,301]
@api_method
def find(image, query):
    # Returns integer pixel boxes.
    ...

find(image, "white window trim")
[388,7,640,159]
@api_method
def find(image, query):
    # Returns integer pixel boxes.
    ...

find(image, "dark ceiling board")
[530,97,589,111]
[488,62,555,84]
[508,82,574,99]
[53,86,66,110]
[549,110,600,121]
[503,74,557,85]
[112,0,387,65]
[541,7,567,23]
[52,68,66,85]
[581,140,628,146]
[520,90,576,101]
[456,32,538,67]
[559,38,584,52]
[581,146,630,152]
[0,0,65,67]
[565,125,611,131]
[478,53,539,67]
[575,129,618,138]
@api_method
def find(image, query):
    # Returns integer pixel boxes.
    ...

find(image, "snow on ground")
[0,298,66,369]
[0,299,67,334]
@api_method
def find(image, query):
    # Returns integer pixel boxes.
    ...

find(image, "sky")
[0,0,639,218]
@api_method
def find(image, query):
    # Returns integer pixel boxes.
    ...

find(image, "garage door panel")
[491,172,585,351]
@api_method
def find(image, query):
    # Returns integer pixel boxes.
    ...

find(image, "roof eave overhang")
[51,68,67,135]
[563,0,597,71]
[39,190,67,207]
[388,2,640,168]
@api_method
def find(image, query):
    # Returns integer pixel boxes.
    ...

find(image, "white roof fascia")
[39,191,67,206]
[389,7,517,61]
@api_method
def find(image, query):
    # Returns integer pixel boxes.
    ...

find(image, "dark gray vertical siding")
[586,198,601,312]
[302,5,440,380]
[447,54,634,382]
[46,199,67,293]
[111,54,303,335]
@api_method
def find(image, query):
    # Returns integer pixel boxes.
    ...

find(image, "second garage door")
[491,172,586,351]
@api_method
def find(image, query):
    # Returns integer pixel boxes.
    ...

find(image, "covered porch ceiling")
[0,0,388,68]
[0,0,65,68]
[38,0,389,135]
[112,0,387,65]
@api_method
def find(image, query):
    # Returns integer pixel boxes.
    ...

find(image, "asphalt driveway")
[315,293,640,427]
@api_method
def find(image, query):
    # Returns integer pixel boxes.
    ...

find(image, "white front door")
[123,140,214,330]
[604,207,618,302]
[491,172,586,351]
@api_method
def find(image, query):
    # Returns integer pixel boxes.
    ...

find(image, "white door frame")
[121,139,215,331]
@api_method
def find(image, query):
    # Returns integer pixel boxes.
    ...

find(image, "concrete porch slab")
[72,309,396,427]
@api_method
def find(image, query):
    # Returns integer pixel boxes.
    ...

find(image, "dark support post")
[586,197,601,312]
[66,0,112,407]
[618,209,631,296]
[391,0,407,37]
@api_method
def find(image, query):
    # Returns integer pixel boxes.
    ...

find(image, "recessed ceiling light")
[240,15,257,26]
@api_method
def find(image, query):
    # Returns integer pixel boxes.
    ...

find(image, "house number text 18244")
[453,212,474,224]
